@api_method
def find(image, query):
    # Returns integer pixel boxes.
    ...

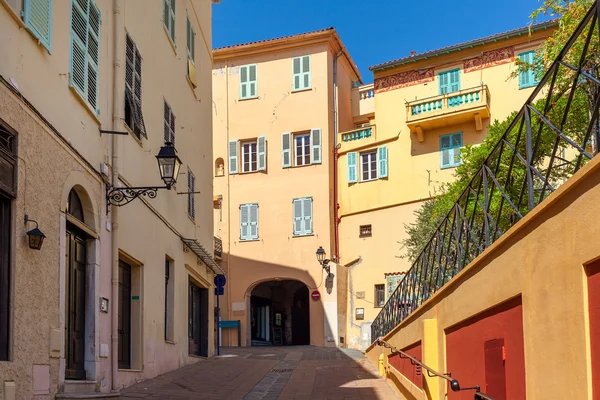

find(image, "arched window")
[67,189,84,222]
[215,158,225,177]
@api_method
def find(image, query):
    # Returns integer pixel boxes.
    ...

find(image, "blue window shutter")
[228,140,239,174]
[440,135,451,169]
[450,69,460,93]
[378,146,388,178]
[518,51,537,89]
[282,132,291,168]
[439,71,449,95]
[311,128,322,164]
[257,136,267,171]
[240,204,249,240]
[249,204,259,239]
[347,152,357,183]
[440,133,462,168]
[293,199,303,235]
[24,0,53,52]
[303,197,313,234]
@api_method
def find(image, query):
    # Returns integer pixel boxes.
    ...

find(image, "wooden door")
[65,228,87,380]
[484,338,507,400]
[188,279,208,357]
[118,260,132,369]
[0,195,10,361]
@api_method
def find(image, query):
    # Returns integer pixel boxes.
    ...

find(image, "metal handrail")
[376,338,496,400]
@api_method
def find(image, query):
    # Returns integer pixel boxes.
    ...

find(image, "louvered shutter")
[257,136,267,171]
[187,169,195,219]
[440,135,451,168]
[23,0,52,51]
[303,197,312,234]
[240,65,248,99]
[347,152,357,183]
[293,199,303,235]
[87,1,100,111]
[170,112,176,145]
[249,64,257,98]
[249,204,259,239]
[311,128,321,164]
[452,133,462,166]
[302,55,311,89]
[439,71,448,95]
[169,0,176,42]
[228,140,239,174]
[70,0,88,97]
[292,57,301,91]
[378,146,388,178]
[186,16,195,61]
[449,70,460,93]
[240,205,249,240]
[282,132,291,168]
[133,46,146,138]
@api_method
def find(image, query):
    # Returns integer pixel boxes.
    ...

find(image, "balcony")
[214,236,222,260]
[339,124,377,146]
[406,85,490,142]
[351,83,375,120]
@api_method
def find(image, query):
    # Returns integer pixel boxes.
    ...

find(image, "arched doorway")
[250,280,310,346]
[64,188,92,380]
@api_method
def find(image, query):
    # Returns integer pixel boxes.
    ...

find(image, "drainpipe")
[333,52,342,262]
[225,63,233,346]
[111,0,123,391]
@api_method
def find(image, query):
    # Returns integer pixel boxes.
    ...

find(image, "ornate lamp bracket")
[106,185,170,210]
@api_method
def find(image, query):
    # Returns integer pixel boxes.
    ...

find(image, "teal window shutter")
[439,71,449,94]
[240,204,249,240]
[257,136,267,171]
[518,51,537,89]
[378,146,388,178]
[163,0,175,43]
[282,132,291,168]
[311,128,322,164]
[249,204,259,239]
[440,132,462,169]
[23,0,52,52]
[439,69,460,94]
[249,64,257,98]
[347,152,357,183]
[228,140,239,174]
[70,0,101,113]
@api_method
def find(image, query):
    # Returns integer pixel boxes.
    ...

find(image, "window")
[164,257,174,341]
[440,132,462,169]
[125,35,147,140]
[187,169,195,220]
[293,197,313,236]
[23,0,52,51]
[360,224,372,238]
[228,137,266,174]
[375,284,385,308]
[347,146,388,183]
[240,203,259,241]
[69,0,101,113]
[240,65,257,99]
[282,129,321,168]
[164,100,175,144]
[518,51,538,89]
[292,55,311,91]
[439,69,460,95]
[163,0,175,44]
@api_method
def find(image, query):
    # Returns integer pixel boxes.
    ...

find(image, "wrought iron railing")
[214,236,223,260]
[372,1,600,340]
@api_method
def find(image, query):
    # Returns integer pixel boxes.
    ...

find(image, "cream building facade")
[0,0,219,399]
[212,28,360,348]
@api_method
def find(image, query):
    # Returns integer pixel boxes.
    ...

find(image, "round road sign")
[311,290,321,301]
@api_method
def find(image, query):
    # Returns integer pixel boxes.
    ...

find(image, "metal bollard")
[378,353,385,377]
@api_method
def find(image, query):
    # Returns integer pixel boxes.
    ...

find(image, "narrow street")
[120,346,400,400]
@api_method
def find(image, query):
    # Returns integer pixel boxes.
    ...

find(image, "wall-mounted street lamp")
[316,246,335,294]
[24,215,45,250]
[106,142,182,209]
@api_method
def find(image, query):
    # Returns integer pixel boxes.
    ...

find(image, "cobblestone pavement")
[120,346,400,400]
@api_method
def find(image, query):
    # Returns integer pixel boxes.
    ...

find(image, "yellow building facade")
[212,29,360,348]
[338,21,557,350]
[0,0,218,398]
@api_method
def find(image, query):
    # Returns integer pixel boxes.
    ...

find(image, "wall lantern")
[24,215,45,250]
[106,142,183,208]
[316,246,335,294]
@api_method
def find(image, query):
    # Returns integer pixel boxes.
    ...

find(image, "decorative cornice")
[374,68,434,94]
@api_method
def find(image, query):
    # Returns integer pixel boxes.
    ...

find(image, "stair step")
[63,381,97,394]
[56,393,120,399]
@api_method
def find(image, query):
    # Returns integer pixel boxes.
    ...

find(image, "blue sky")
[212,0,550,83]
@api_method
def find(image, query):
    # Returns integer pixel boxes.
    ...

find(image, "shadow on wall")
[220,253,337,348]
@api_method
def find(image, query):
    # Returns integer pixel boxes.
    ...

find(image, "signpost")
[214,274,226,356]
[311,290,321,301]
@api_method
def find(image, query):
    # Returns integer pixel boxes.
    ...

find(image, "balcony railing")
[352,83,375,118]
[340,125,375,143]
[406,85,490,141]
[214,237,222,260]
[372,1,600,341]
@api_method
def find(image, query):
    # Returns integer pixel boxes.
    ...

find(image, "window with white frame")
[281,129,321,168]
[242,142,258,172]
[440,132,462,169]
[347,146,388,183]
[228,137,266,174]
[164,100,175,144]
[125,34,147,139]
[294,133,311,166]
[361,151,377,181]
[163,0,176,44]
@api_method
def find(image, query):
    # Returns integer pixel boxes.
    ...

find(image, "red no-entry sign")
[311,290,321,301]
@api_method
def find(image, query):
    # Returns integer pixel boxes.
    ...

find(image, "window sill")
[360,177,378,183]
[519,83,538,90]
[292,233,314,238]
[440,164,460,170]
[163,25,177,55]
[124,124,144,147]
[239,96,259,102]
[165,340,176,345]
[292,87,312,94]
[69,86,101,125]
[118,369,144,372]
[239,238,260,243]
[288,162,321,169]
[359,235,372,239]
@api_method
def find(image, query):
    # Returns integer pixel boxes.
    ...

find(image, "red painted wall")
[389,341,423,389]
[445,297,525,400]
[587,260,600,400]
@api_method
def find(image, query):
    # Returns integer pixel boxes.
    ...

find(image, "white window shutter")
[249,204,259,239]
[240,65,248,99]
[257,136,267,171]
[228,140,239,174]
[240,205,249,240]
[292,57,301,91]
[282,132,291,168]
[378,146,388,178]
[293,199,303,235]
[302,55,311,89]
[303,197,313,234]
[311,128,322,164]
[347,152,357,183]
[249,64,257,98]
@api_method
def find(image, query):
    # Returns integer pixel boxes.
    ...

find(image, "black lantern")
[156,142,182,188]
[25,216,45,250]
[316,246,326,263]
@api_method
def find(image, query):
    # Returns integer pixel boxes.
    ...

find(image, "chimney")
[410,51,417,56]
